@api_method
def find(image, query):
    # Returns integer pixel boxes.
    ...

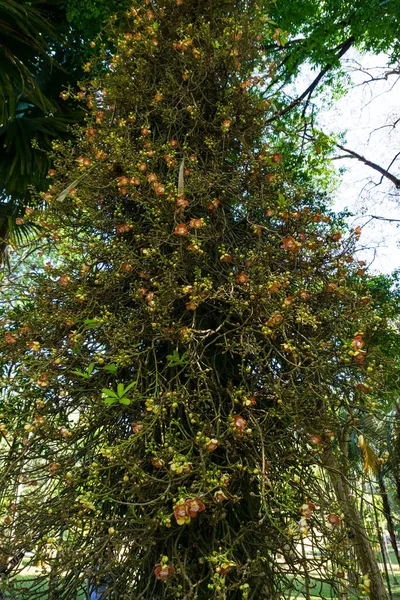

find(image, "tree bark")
[378,474,400,567]
[323,448,388,600]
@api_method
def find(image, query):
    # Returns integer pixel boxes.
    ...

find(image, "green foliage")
[271,0,400,71]
[66,0,132,40]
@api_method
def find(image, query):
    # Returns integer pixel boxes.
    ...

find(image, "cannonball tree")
[0,1,395,598]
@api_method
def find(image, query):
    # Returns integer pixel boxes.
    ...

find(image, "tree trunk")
[323,448,388,600]
[378,474,400,566]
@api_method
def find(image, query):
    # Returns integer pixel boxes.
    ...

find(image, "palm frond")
[0,201,41,264]
[0,0,58,121]
[358,434,380,476]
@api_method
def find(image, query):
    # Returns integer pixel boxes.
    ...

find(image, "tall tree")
[0,1,397,599]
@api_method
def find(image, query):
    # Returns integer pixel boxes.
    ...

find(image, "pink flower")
[154,563,174,581]
[233,415,247,431]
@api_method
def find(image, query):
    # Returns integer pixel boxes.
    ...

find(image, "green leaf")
[83,319,101,329]
[167,350,188,367]
[87,362,96,375]
[117,383,125,398]
[123,381,137,394]
[118,397,131,405]
[102,388,118,398]
[103,363,118,374]
[104,397,118,405]
[71,369,87,378]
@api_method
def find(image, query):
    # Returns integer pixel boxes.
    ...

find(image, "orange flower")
[152,457,164,469]
[325,282,338,293]
[301,506,313,519]
[187,243,201,254]
[37,373,49,388]
[116,224,133,234]
[354,350,367,364]
[185,497,205,518]
[117,176,129,187]
[220,254,233,263]
[327,513,342,526]
[356,383,370,394]
[154,564,174,581]
[268,282,280,293]
[174,224,189,236]
[217,563,236,575]
[164,155,177,168]
[233,415,247,431]
[214,490,228,503]
[244,395,257,407]
[235,273,248,285]
[281,235,299,252]
[283,295,294,307]
[138,162,147,172]
[352,335,365,350]
[207,199,220,212]
[309,435,322,445]
[186,301,197,311]
[131,422,143,434]
[155,184,165,196]
[266,314,284,327]
[141,127,151,137]
[271,152,282,163]
[300,290,311,302]
[206,439,220,452]
[60,275,71,286]
[5,332,16,344]
[122,262,133,273]
[95,110,105,123]
[176,196,188,212]
[174,498,204,525]
[189,218,204,229]
[331,232,342,242]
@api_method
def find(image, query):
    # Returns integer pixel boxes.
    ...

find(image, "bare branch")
[367,215,400,223]
[264,37,355,125]
[334,143,400,189]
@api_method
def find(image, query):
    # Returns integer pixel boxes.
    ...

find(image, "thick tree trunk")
[378,474,400,566]
[323,449,388,600]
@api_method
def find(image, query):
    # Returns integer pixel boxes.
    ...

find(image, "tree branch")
[264,36,354,125]
[335,143,400,189]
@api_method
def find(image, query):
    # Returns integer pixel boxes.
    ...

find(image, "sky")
[320,50,400,274]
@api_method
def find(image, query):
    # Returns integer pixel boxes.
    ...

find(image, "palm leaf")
[0,201,41,264]
[358,434,380,476]
[0,0,57,121]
